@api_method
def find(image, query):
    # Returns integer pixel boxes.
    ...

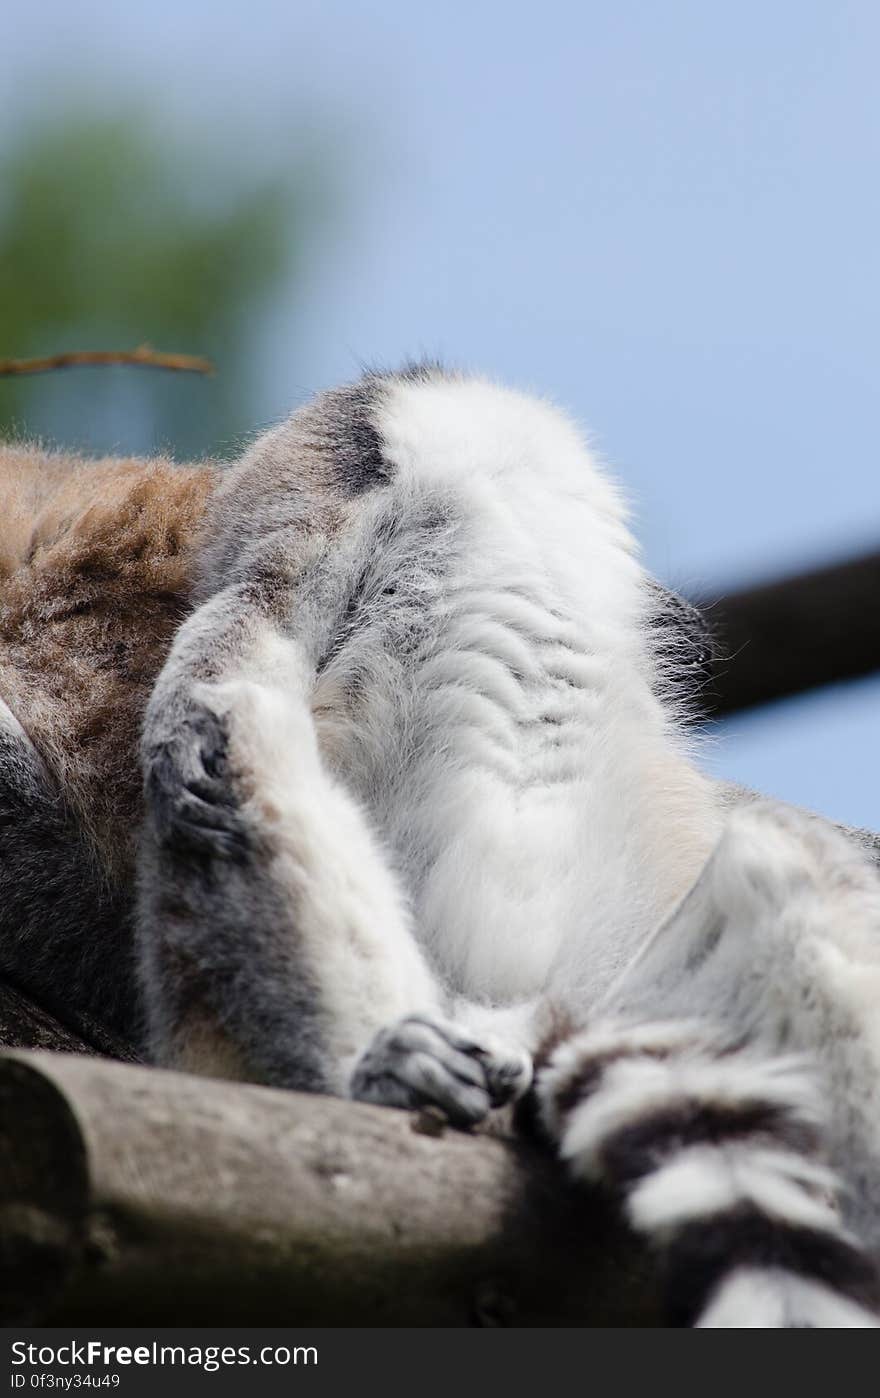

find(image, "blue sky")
[2,0,877,826]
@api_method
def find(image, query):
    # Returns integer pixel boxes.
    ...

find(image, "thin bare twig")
[0,344,214,377]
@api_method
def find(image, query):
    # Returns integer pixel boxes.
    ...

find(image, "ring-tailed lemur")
[1,365,879,1326]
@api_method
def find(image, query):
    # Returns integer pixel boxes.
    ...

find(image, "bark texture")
[0,1049,660,1326]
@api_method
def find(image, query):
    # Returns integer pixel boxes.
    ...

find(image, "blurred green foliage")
[0,113,319,459]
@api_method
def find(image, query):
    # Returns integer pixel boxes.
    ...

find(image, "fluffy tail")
[537,1019,879,1327]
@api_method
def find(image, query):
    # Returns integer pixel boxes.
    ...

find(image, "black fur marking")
[599,1100,821,1190]
[310,378,389,494]
[663,1204,880,1325]
[320,362,451,495]
[320,366,444,496]
[549,1037,690,1120]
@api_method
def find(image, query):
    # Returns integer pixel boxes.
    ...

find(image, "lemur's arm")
[137,549,436,1089]
[138,536,529,1115]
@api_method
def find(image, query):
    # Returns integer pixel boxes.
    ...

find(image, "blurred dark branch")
[696,548,880,716]
[0,344,213,376]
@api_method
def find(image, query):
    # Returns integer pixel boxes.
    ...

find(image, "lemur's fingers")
[350,1014,533,1127]
[143,698,248,857]
[394,1014,533,1099]
[474,1038,534,1105]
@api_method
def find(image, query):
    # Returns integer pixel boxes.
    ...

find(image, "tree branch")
[0,345,213,376]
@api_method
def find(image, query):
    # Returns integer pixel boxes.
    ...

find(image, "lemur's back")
[276,373,720,1009]
[0,444,217,1040]
[0,443,217,877]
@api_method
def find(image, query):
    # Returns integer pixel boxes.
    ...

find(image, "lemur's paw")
[142,696,248,858]
[349,1014,533,1129]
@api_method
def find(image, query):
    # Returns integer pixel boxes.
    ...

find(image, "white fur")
[626,1145,842,1237]
[698,1269,878,1329]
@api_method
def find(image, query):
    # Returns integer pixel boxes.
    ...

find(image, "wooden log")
[0,1050,659,1327]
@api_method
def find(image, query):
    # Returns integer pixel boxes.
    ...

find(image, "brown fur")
[0,443,218,879]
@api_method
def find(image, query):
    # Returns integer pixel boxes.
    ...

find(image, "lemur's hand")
[350,1014,533,1128]
[142,684,248,858]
